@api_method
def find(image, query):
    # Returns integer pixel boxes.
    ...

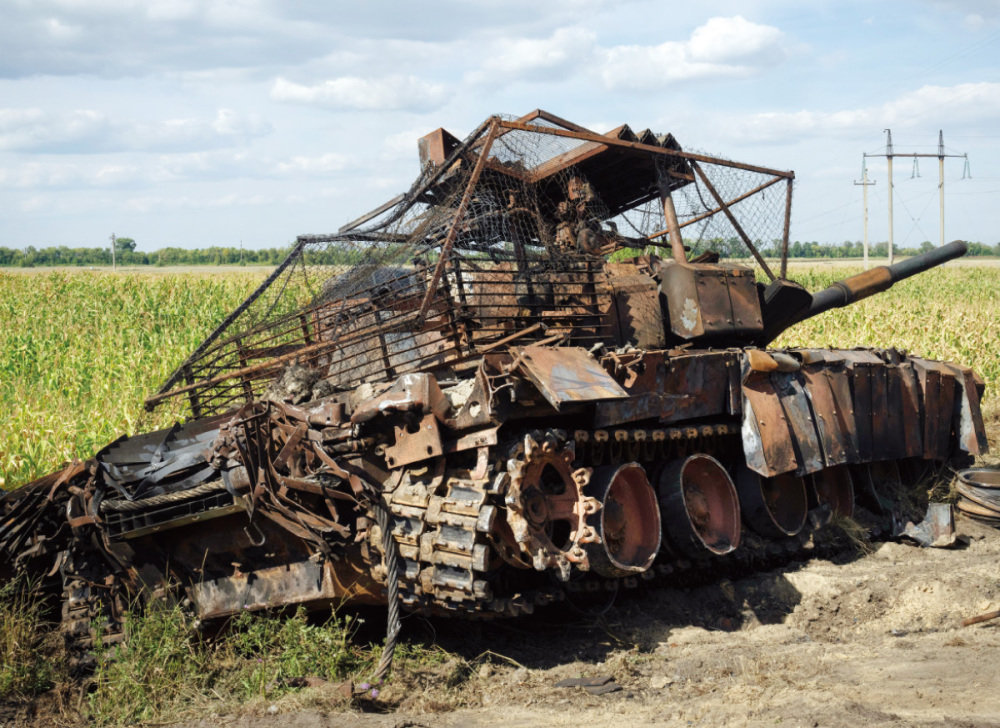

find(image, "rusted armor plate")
[882,365,909,461]
[800,365,853,467]
[742,368,799,477]
[773,372,825,474]
[593,351,738,428]
[897,362,925,458]
[911,359,957,460]
[942,363,989,455]
[512,345,628,410]
[741,348,978,478]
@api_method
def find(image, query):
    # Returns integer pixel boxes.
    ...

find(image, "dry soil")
[179,461,1000,728]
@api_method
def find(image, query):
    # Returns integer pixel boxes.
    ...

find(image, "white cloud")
[916,0,1000,28]
[0,107,270,153]
[922,0,1000,18]
[599,16,785,90]
[474,27,596,79]
[270,75,448,112]
[0,108,105,151]
[463,16,785,90]
[122,112,270,152]
[381,127,434,161]
[0,158,172,189]
[273,153,349,176]
[143,0,200,23]
[0,0,332,79]
[687,16,784,65]
[122,191,273,214]
[42,16,81,40]
[0,146,358,190]
[883,82,1000,124]
[457,16,788,90]
[720,82,1000,143]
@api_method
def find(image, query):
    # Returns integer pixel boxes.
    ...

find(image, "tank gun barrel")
[805,240,967,319]
[758,240,968,345]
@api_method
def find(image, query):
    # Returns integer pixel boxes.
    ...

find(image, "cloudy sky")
[1,0,998,251]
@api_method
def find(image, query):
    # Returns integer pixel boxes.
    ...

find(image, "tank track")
[375,421,884,618]
[59,543,128,670]
[380,463,496,611]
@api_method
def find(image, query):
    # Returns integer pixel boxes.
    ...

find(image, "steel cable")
[369,499,401,688]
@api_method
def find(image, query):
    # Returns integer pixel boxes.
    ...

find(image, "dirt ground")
[173,462,1000,728]
[8,479,1000,728]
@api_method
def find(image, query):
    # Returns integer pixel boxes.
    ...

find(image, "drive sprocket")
[504,430,600,580]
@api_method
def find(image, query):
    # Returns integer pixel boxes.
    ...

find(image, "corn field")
[0,271,265,488]
[1,264,997,490]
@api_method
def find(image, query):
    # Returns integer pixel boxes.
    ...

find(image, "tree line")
[684,238,999,260]
[765,239,999,259]
[0,238,997,268]
[0,243,366,268]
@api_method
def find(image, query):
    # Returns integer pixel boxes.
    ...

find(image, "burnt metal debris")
[0,110,989,661]
[956,468,1000,525]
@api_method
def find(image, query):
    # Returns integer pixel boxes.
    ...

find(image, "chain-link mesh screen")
[148,112,792,418]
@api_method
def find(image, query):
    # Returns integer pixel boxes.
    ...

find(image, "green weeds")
[0,578,61,700]
[88,604,369,726]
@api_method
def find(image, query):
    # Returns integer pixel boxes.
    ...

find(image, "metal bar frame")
[495,119,795,180]
[781,178,793,279]
[690,160,776,281]
[416,118,501,322]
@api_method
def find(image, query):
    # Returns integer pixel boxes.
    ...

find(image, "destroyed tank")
[0,110,989,654]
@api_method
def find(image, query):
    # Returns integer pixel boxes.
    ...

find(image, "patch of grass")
[88,602,205,726]
[214,607,369,698]
[88,603,370,727]
[0,578,61,700]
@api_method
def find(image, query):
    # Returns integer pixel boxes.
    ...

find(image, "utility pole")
[854,156,876,269]
[865,130,967,262]
[110,232,116,272]
[939,130,945,250]
[885,130,894,264]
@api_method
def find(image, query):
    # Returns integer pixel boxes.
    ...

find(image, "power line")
[861,129,969,263]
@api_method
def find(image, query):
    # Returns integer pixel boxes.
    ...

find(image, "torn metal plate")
[901,502,960,548]
[513,345,628,410]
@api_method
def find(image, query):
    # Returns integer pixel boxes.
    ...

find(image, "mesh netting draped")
[147,111,793,418]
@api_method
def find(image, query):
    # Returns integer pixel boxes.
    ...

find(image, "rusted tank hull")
[0,111,988,655]
[1,344,984,636]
